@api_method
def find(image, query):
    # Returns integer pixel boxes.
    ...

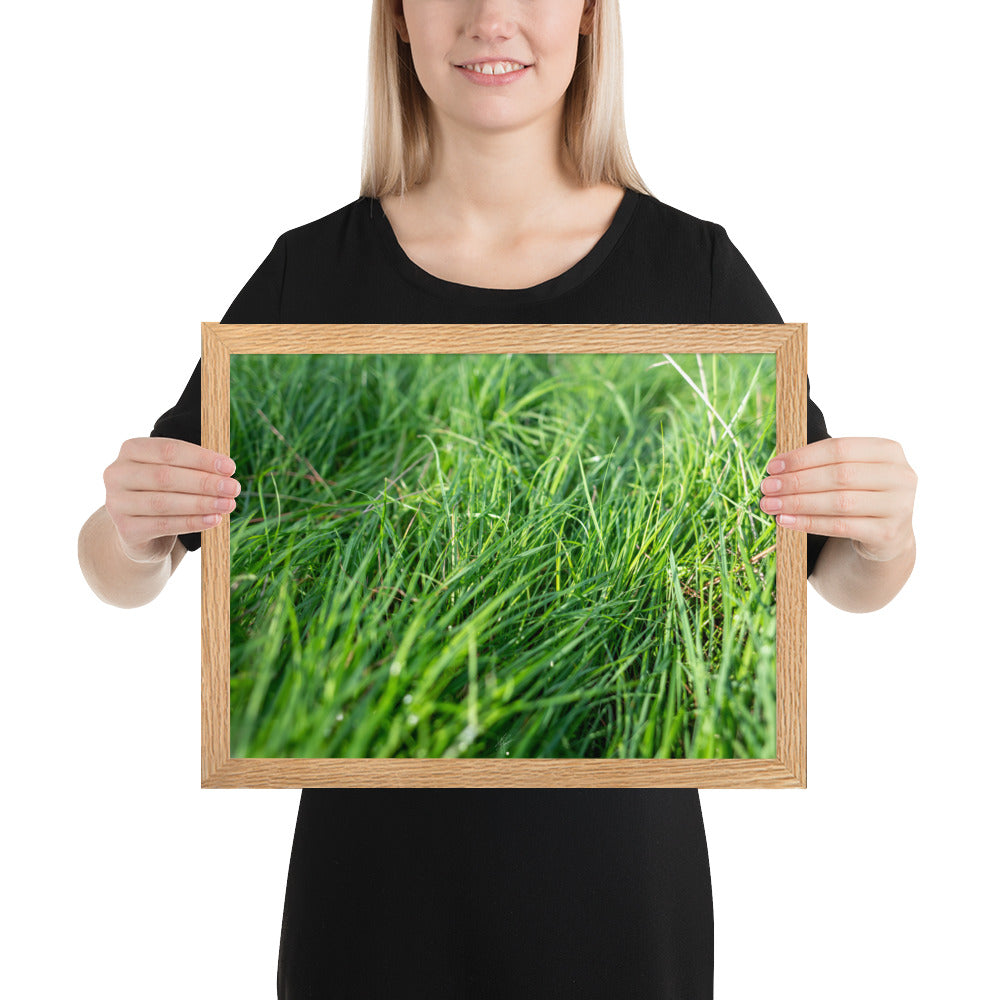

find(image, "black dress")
[152,188,830,999]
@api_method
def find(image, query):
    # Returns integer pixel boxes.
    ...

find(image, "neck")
[407,109,583,234]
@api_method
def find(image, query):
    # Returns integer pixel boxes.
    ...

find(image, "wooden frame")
[202,323,808,789]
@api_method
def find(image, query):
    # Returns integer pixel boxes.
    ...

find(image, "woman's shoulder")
[273,196,378,249]
[629,189,727,249]
[626,189,780,322]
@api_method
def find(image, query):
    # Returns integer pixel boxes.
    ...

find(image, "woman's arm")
[78,506,188,608]
[807,532,916,613]
[759,436,918,613]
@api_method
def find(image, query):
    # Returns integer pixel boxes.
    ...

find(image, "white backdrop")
[4,2,996,997]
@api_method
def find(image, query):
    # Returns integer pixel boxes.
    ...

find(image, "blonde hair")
[360,0,652,199]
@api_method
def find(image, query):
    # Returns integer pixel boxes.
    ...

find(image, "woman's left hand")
[759,437,917,562]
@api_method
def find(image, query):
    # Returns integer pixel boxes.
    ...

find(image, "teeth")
[463,61,525,75]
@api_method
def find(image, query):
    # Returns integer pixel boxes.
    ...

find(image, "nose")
[464,0,518,42]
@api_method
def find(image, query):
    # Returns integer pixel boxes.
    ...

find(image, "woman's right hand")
[103,437,241,562]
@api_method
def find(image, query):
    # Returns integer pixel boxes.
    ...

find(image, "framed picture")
[201,323,808,789]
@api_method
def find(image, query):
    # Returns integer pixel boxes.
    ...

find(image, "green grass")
[229,352,777,760]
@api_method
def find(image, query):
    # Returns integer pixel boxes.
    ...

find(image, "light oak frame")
[201,323,808,789]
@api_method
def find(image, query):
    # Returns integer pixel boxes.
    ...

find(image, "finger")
[110,460,242,499]
[115,511,229,551]
[766,437,904,475]
[120,437,236,476]
[759,489,897,519]
[760,462,901,496]
[112,490,239,519]
[773,512,884,541]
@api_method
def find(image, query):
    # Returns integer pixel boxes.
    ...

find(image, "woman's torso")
[152,186,817,998]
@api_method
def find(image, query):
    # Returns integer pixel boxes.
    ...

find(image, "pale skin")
[79,0,916,613]
[78,438,237,608]
[762,437,917,613]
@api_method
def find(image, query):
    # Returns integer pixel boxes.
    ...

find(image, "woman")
[79,1,917,995]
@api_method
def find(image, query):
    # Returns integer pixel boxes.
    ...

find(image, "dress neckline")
[368,188,640,304]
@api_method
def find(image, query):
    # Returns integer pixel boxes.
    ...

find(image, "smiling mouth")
[456,61,530,75]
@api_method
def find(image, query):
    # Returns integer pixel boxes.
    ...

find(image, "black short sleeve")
[710,224,831,576]
[149,234,287,551]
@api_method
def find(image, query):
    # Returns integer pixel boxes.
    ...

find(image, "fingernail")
[216,458,236,474]
[768,459,785,474]
[777,514,796,526]
[762,478,782,493]
[203,513,221,526]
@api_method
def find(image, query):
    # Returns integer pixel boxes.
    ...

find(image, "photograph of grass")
[200,324,809,788]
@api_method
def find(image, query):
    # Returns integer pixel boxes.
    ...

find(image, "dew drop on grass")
[390,660,402,676]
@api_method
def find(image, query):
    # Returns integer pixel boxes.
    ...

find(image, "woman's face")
[394,0,594,138]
